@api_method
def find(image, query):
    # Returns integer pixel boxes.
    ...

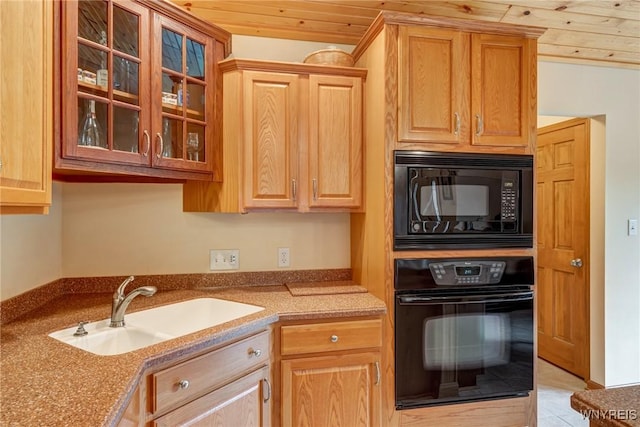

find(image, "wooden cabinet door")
[0,0,52,214]
[242,71,299,209]
[308,75,362,209]
[281,352,381,427]
[154,365,271,427]
[471,34,532,147]
[397,26,469,144]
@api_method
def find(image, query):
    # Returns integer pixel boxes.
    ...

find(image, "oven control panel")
[428,260,506,285]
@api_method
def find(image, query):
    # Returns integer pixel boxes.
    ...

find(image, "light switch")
[629,219,638,236]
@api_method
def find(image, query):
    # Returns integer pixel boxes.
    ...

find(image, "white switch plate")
[629,219,638,236]
[278,247,290,268]
[210,249,239,270]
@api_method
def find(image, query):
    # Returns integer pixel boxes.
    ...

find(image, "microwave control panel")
[428,260,506,285]
[501,179,517,221]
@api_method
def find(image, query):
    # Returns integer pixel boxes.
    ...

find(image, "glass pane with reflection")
[161,117,183,159]
[113,56,139,103]
[186,124,205,162]
[113,107,139,153]
[113,6,138,57]
[186,82,205,120]
[162,72,183,115]
[162,28,183,73]
[78,44,109,90]
[186,38,204,80]
[78,0,106,44]
[78,98,108,149]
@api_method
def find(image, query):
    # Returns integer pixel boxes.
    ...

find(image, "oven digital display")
[455,266,481,276]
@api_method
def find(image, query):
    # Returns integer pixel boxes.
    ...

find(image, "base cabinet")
[154,365,270,427]
[278,318,382,427]
[118,330,271,426]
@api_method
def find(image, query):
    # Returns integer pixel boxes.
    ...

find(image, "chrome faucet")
[109,276,157,327]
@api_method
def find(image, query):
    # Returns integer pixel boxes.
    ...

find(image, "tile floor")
[537,358,589,426]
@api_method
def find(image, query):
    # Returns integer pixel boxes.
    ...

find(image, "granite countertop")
[571,386,640,427]
[0,282,385,426]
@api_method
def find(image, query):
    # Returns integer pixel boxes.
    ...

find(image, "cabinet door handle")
[249,348,262,357]
[454,112,460,136]
[156,133,163,159]
[292,179,297,201]
[263,378,271,403]
[330,334,339,343]
[142,130,150,157]
[475,114,484,136]
[374,361,381,386]
[177,379,190,390]
[312,178,318,201]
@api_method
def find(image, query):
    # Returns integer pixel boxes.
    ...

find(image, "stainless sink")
[48,298,264,356]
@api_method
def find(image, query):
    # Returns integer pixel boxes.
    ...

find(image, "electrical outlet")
[278,247,290,268]
[210,249,239,270]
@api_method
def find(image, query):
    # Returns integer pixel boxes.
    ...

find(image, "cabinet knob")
[249,348,262,357]
[330,335,339,343]
[177,379,190,390]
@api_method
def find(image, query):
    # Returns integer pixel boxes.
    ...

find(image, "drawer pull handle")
[330,335,339,343]
[177,380,190,390]
[249,348,262,357]
[263,378,271,403]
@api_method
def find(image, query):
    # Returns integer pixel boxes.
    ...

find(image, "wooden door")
[471,34,532,147]
[536,118,590,379]
[308,74,363,209]
[153,366,271,427]
[242,71,299,209]
[0,0,52,214]
[397,26,469,144]
[281,352,381,427]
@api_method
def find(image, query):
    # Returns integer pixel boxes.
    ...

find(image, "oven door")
[394,288,534,409]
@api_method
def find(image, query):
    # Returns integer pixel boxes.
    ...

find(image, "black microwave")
[394,151,533,250]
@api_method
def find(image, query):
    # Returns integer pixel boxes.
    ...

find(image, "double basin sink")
[48,298,264,356]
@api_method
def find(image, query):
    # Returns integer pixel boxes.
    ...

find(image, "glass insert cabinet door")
[61,0,216,173]
[64,0,150,165]
[153,16,213,171]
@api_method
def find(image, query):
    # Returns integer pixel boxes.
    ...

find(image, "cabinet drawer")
[281,319,382,356]
[152,330,269,414]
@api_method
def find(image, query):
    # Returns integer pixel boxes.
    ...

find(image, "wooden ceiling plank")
[481,0,640,21]
[217,23,362,45]
[310,0,509,22]
[173,1,377,25]
[501,5,640,38]
[540,28,640,52]
[538,42,640,65]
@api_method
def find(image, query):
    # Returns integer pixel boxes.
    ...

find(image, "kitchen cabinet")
[0,0,52,214]
[142,330,271,426]
[183,59,365,212]
[278,318,382,427]
[56,0,229,181]
[397,25,535,149]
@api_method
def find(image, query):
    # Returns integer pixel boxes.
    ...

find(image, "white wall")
[0,183,63,299]
[538,61,640,387]
[61,183,349,277]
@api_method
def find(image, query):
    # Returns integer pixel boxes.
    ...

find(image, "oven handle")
[397,291,533,305]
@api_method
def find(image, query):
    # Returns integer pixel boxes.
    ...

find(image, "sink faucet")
[109,276,157,327]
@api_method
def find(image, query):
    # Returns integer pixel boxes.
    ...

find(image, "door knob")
[570,258,583,267]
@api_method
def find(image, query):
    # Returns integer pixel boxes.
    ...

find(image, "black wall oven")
[394,257,534,410]
[394,151,534,250]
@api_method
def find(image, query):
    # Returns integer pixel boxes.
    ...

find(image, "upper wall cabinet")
[0,0,53,214]
[183,59,366,213]
[397,25,536,150]
[56,0,230,181]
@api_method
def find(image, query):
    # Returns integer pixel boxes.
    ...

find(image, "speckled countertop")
[0,280,385,427]
[571,386,640,426]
